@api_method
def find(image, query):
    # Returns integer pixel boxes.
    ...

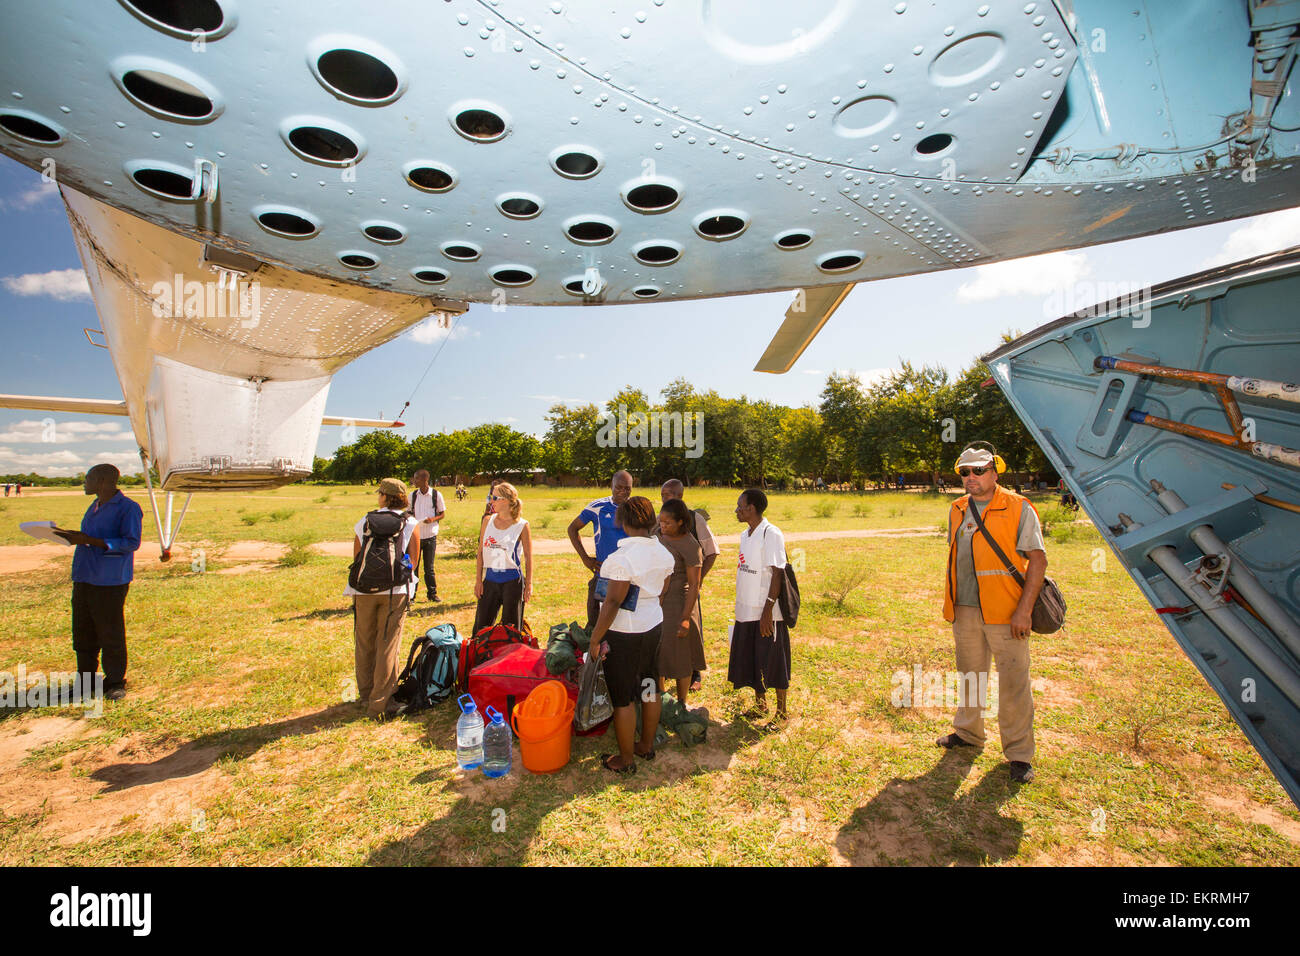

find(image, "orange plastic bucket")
[512,682,576,773]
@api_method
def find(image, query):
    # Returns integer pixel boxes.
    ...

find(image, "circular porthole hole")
[404,163,456,193]
[121,69,215,119]
[441,242,481,262]
[412,268,449,284]
[120,0,226,34]
[623,180,681,213]
[287,125,359,164]
[633,242,682,266]
[915,133,955,157]
[316,48,399,102]
[694,210,748,241]
[817,250,864,273]
[362,222,405,244]
[563,216,618,245]
[0,112,63,144]
[632,286,661,298]
[774,229,813,250]
[490,265,536,287]
[255,207,320,238]
[563,276,589,296]
[550,146,603,179]
[130,165,194,199]
[340,251,378,269]
[497,193,543,219]
[453,107,507,142]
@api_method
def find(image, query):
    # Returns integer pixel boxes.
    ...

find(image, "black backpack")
[390,624,462,714]
[348,509,412,594]
[763,525,801,629]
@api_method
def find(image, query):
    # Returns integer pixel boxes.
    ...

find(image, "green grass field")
[1,484,1297,865]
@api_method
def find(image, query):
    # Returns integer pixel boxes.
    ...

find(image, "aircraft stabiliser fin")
[753,283,856,374]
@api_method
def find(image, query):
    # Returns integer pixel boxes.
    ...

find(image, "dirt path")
[1,526,943,575]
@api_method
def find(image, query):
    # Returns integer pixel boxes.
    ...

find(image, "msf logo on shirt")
[737,551,757,575]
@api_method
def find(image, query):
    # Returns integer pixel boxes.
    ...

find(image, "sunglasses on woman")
[958,466,990,477]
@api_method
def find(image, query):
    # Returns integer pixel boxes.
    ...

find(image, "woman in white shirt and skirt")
[588,496,676,774]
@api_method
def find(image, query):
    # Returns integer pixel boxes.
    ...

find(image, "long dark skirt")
[726,619,791,692]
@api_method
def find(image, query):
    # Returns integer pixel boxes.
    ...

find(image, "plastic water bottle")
[483,705,512,778]
[456,694,484,771]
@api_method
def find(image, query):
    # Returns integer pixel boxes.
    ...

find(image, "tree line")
[317,352,1051,488]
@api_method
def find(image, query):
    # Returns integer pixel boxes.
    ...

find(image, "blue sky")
[2,154,1297,476]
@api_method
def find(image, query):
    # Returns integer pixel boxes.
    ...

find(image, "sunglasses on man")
[958,465,990,477]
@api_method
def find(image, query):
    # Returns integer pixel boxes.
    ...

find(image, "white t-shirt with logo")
[481,517,528,581]
[599,535,675,633]
[734,518,787,623]
[344,508,418,597]
[410,487,446,539]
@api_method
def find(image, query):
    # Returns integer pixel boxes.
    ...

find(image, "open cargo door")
[984,245,1300,807]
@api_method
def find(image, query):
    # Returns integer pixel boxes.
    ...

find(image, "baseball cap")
[377,477,408,498]
[956,447,995,469]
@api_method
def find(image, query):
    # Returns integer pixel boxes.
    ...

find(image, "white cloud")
[1,180,59,211]
[1199,207,1300,271]
[955,251,1093,303]
[0,445,140,476]
[528,394,588,404]
[2,268,91,301]
[407,316,478,345]
[553,352,587,360]
[0,419,134,443]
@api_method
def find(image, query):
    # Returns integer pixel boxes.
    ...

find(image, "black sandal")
[601,753,637,775]
[634,747,655,761]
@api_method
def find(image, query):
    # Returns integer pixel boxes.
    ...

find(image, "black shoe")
[1009,761,1035,783]
[106,687,126,702]
[430,593,441,603]
[936,732,977,749]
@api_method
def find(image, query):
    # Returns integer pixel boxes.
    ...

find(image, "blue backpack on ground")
[391,624,462,714]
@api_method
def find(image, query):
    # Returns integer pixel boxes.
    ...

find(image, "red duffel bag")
[468,645,577,724]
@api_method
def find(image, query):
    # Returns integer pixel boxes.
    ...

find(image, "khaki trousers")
[353,592,409,717]
[951,604,1035,763]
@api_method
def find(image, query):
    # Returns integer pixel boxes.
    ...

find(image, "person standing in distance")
[55,464,143,702]
[938,443,1047,784]
[567,470,633,633]
[727,489,791,723]
[409,469,446,602]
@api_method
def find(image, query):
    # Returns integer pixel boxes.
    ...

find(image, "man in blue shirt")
[567,470,633,632]
[55,464,144,702]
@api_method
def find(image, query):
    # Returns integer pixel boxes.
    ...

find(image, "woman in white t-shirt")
[345,478,420,719]
[588,496,675,774]
[472,481,532,635]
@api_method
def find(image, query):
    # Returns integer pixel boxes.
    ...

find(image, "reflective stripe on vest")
[943,487,1030,626]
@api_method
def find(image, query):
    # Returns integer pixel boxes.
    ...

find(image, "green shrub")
[812,501,837,518]
[549,499,571,512]
[240,513,263,526]
[269,508,295,522]
[852,502,872,517]
[534,515,552,530]
[279,532,317,568]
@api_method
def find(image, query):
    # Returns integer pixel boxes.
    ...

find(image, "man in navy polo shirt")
[55,463,143,702]
[567,470,633,632]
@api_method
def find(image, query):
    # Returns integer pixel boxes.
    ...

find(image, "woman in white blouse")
[472,481,532,634]
[588,495,675,774]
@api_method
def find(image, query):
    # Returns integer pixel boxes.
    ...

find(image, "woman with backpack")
[346,478,420,719]
[472,481,532,635]
[656,498,706,707]
[588,496,675,775]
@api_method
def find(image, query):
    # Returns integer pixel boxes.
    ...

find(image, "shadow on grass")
[89,702,365,791]
[280,606,354,622]
[834,747,1024,865]
[366,711,765,866]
